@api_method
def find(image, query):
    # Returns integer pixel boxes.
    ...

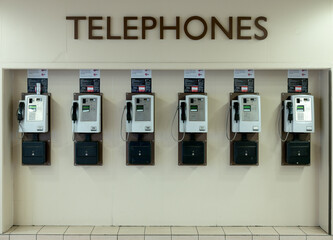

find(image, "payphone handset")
[17,94,49,133]
[231,94,261,133]
[126,94,154,133]
[72,95,101,133]
[179,95,208,133]
[284,95,314,133]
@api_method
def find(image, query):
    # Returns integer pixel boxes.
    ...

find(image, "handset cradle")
[233,102,239,122]
[17,101,25,122]
[287,101,293,123]
[180,102,186,122]
[72,102,78,122]
[127,102,132,123]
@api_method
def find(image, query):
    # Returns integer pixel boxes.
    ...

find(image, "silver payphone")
[179,95,208,133]
[18,94,49,133]
[231,95,261,133]
[125,94,154,133]
[72,95,102,133]
[284,95,314,133]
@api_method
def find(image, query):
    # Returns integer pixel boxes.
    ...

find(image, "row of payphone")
[17,92,315,166]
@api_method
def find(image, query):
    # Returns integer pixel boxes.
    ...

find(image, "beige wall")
[319,70,330,232]
[0,0,332,234]
[1,70,14,232]
[0,0,332,66]
[7,69,325,227]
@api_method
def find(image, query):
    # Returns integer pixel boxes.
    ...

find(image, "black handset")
[287,101,293,122]
[72,102,78,122]
[17,102,25,122]
[127,102,132,122]
[181,102,186,122]
[233,102,240,122]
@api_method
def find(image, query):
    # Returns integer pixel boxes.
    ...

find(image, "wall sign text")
[66,16,268,40]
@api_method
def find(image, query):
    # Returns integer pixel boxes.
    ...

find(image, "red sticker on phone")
[241,86,248,92]
[138,86,146,92]
[295,86,302,92]
[87,86,94,92]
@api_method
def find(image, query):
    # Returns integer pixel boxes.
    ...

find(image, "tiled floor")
[1,226,331,240]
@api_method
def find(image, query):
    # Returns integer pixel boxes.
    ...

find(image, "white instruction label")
[27,69,48,78]
[234,69,255,78]
[288,69,308,78]
[80,69,100,78]
[131,69,152,78]
[184,70,205,78]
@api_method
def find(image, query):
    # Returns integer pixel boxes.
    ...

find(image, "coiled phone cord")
[171,106,186,142]
[225,105,237,142]
[277,104,289,142]
[120,105,130,142]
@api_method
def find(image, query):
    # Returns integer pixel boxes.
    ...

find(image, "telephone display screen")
[190,105,198,112]
[243,105,251,112]
[29,105,37,112]
[297,105,304,112]
[136,105,144,111]
[82,105,90,112]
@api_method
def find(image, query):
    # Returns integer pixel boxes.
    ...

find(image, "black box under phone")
[22,141,46,165]
[128,141,152,165]
[181,141,205,165]
[233,141,258,165]
[75,141,99,165]
[286,140,310,165]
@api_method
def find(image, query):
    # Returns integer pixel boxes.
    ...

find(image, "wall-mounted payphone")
[179,95,208,133]
[18,95,49,133]
[121,93,155,165]
[231,95,261,133]
[284,95,314,133]
[172,93,208,165]
[228,93,261,165]
[72,94,102,165]
[72,95,102,133]
[17,82,51,165]
[125,95,154,133]
[280,94,314,165]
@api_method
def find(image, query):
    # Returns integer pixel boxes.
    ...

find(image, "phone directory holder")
[72,93,103,166]
[176,93,207,166]
[123,92,155,165]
